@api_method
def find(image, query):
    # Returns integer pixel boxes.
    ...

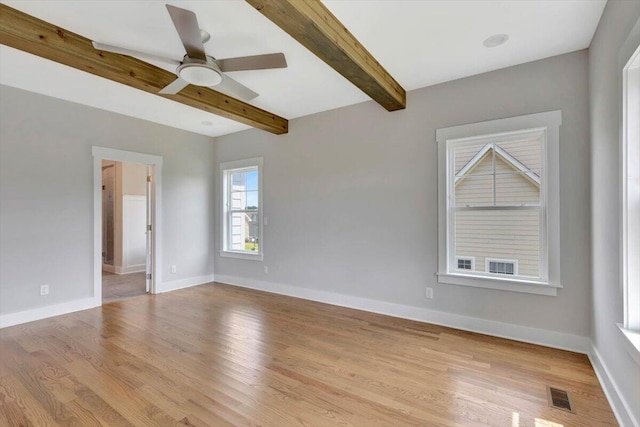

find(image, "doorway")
[92,147,163,305]
[101,160,150,303]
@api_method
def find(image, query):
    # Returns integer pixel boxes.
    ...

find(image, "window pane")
[455,174,493,207]
[455,209,540,278]
[231,190,259,210]
[245,170,259,191]
[495,172,540,205]
[229,212,260,252]
[457,258,472,270]
[231,171,247,189]
[496,137,542,175]
[488,261,515,275]
[454,141,490,175]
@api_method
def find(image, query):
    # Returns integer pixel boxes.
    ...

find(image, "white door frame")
[92,147,163,304]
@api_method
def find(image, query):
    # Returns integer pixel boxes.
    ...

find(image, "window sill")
[220,251,263,261]
[436,272,560,296]
[617,324,640,366]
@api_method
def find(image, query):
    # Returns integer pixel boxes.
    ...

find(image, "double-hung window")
[220,158,263,260]
[437,111,562,296]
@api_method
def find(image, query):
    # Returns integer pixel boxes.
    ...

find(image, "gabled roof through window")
[455,143,541,186]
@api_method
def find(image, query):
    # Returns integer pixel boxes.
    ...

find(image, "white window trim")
[620,42,640,360]
[455,256,475,271]
[436,110,562,297]
[220,157,264,261]
[485,258,519,276]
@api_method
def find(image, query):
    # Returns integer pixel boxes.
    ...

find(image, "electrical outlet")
[264,266,269,274]
[425,287,433,299]
[264,217,268,225]
[171,265,177,274]
[40,285,49,296]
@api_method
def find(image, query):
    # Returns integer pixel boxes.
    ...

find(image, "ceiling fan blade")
[217,53,287,72]
[213,75,259,101]
[166,4,207,61]
[159,77,190,95]
[92,42,181,67]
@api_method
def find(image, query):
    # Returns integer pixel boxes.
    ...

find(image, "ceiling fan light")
[178,64,223,87]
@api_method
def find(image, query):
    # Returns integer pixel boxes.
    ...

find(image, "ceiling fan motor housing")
[177,56,223,87]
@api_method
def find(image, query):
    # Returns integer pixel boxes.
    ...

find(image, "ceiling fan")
[92,4,287,101]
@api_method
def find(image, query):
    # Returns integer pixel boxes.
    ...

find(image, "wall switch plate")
[425,287,433,299]
[171,265,177,274]
[264,266,269,274]
[40,285,49,296]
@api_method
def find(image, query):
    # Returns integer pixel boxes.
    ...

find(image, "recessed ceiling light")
[483,34,509,48]
[201,120,213,126]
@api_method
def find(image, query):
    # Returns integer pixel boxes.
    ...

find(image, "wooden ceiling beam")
[246,0,406,111]
[0,4,288,135]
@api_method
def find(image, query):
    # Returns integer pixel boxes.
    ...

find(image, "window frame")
[220,157,264,261]
[619,43,640,361]
[436,111,562,296]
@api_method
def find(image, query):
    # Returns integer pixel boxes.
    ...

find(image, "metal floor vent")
[546,386,575,413]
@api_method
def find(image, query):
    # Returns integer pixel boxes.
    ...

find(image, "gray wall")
[0,86,216,314]
[589,0,640,424]
[214,50,591,336]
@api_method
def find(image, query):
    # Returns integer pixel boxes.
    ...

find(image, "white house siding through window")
[453,137,542,278]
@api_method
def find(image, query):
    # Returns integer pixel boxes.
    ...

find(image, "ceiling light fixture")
[177,61,223,87]
[201,120,213,126]
[483,34,509,48]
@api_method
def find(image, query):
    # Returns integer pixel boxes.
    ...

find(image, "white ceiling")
[0,0,606,138]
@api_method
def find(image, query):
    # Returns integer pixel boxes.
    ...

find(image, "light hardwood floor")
[0,283,616,426]
[102,271,147,303]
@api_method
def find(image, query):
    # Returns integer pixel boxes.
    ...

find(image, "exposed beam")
[0,4,288,135]
[246,0,406,111]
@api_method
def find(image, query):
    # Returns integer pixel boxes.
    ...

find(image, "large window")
[437,111,561,296]
[221,158,263,260]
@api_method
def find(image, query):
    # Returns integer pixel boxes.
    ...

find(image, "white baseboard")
[157,274,215,294]
[115,264,146,275]
[0,297,100,329]
[589,343,639,427]
[102,264,115,273]
[214,274,590,354]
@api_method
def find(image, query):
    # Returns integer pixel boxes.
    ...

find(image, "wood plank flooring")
[0,283,616,426]
[102,271,146,303]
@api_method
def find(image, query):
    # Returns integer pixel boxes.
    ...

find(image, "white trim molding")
[157,274,215,294]
[589,342,639,427]
[214,274,589,354]
[0,298,100,329]
[617,323,640,366]
[115,264,147,275]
